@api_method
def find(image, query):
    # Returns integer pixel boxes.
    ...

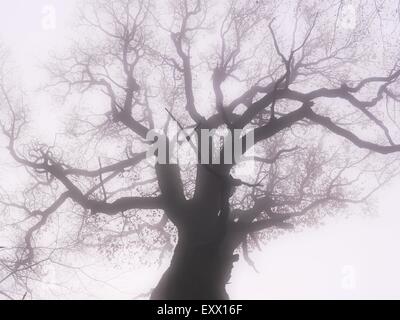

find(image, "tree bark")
[151,234,238,300]
[151,163,238,300]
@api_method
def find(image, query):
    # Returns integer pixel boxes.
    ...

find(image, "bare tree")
[1,0,400,299]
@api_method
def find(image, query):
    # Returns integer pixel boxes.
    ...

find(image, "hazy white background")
[1,0,400,299]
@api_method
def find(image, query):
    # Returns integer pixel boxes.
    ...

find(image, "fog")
[1,0,400,299]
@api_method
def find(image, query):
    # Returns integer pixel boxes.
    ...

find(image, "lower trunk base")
[151,241,238,300]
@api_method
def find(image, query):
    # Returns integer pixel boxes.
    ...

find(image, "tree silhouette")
[1,0,400,299]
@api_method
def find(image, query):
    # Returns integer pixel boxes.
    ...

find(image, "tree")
[1,0,400,299]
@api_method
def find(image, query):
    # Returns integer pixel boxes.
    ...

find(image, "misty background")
[0,0,400,299]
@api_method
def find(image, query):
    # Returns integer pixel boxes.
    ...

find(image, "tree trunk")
[150,235,238,300]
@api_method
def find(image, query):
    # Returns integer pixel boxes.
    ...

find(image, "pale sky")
[1,0,400,299]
